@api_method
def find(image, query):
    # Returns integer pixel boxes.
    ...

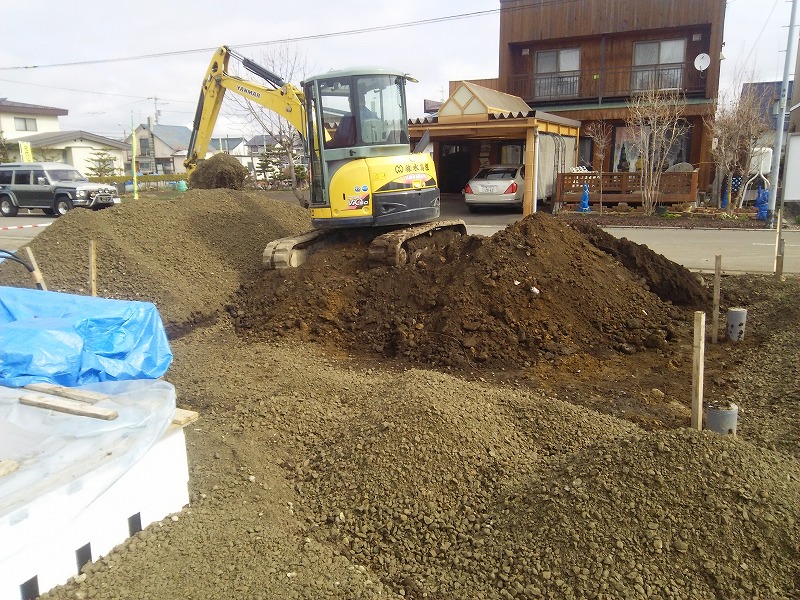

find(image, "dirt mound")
[569,220,710,307]
[0,189,311,335]
[231,213,703,371]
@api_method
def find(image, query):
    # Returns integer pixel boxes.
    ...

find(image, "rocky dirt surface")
[0,189,797,600]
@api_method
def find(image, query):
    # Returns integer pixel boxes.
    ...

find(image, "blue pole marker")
[578,182,591,213]
[755,188,768,221]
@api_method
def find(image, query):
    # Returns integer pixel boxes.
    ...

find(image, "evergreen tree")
[85,150,118,177]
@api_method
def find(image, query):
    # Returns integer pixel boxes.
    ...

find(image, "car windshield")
[475,167,517,180]
[45,169,87,182]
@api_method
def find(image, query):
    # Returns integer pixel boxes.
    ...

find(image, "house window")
[138,138,151,155]
[14,117,37,132]
[534,49,580,99]
[632,39,686,92]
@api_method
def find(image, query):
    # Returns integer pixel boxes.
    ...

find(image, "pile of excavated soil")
[230,214,706,372]
[0,190,797,600]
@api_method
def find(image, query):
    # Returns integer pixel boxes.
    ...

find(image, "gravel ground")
[0,190,797,600]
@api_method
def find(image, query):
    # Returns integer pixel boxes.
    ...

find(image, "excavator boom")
[185,46,306,175]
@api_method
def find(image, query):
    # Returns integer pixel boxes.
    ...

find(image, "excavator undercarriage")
[263,220,467,269]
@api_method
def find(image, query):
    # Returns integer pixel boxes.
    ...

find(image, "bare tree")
[705,85,773,211]
[226,45,313,207]
[626,86,690,215]
[584,120,612,213]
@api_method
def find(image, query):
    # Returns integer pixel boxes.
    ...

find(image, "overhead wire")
[0,0,579,71]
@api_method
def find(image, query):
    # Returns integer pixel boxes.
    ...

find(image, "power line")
[0,0,578,71]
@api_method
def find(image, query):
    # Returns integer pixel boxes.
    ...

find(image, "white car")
[463,164,525,212]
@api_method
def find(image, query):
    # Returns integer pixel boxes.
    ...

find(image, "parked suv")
[0,162,120,217]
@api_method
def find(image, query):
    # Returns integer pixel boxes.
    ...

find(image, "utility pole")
[148,97,162,124]
[131,113,139,201]
[767,0,799,227]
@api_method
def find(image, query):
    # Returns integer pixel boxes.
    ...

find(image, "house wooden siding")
[507,25,716,102]
[491,0,725,195]
[498,0,724,44]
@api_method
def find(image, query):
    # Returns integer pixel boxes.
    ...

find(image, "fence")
[555,170,699,205]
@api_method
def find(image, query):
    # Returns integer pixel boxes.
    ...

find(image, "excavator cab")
[302,69,440,229]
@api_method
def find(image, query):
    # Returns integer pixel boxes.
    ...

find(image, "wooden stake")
[89,239,97,296]
[712,255,721,344]
[24,246,47,291]
[691,311,706,431]
[775,238,785,279]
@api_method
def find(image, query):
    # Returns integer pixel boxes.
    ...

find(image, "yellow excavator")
[185,46,465,268]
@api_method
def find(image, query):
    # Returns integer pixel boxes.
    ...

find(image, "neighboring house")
[246,134,307,172]
[741,80,795,136]
[1,99,128,175]
[790,46,800,135]
[421,0,725,195]
[126,120,193,175]
[0,98,66,141]
[9,131,129,176]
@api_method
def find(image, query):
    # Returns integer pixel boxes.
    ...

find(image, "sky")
[0,0,796,142]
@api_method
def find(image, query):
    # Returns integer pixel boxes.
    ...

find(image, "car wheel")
[0,195,18,217]
[54,196,73,216]
[43,207,56,216]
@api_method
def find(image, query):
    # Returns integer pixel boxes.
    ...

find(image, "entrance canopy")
[409,82,580,213]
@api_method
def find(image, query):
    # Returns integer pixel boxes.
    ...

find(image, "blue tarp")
[0,287,172,387]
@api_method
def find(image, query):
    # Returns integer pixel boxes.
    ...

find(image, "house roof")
[14,130,130,150]
[209,137,246,151]
[246,134,281,147]
[437,82,533,123]
[147,124,192,151]
[0,98,68,117]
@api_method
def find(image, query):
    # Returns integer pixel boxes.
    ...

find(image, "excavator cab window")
[317,75,409,150]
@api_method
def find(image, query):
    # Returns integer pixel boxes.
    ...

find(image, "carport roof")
[409,81,580,140]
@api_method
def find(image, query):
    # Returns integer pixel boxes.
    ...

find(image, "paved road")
[0,213,54,255]
[1,200,796,275]
[439,194,798,275]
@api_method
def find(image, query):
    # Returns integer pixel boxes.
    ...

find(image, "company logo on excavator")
[236,86,261,99]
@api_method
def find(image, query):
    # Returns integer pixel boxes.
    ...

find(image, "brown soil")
[1,189,797,600]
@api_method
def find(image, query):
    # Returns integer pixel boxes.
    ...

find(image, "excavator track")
[367,220,467,268]
[263,229,331,269]
[263,220,467,270]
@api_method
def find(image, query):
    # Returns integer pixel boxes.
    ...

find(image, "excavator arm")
[184,46,307,175]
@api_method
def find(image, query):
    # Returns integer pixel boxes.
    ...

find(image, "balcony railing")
[511,63,705,103]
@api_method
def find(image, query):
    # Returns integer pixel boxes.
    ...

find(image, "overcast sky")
[0,0,796,141]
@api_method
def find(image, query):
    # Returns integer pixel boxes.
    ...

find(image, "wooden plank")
[19,393,118,420]
[0,460,20,477]
[172,408,199,427]
[24,383,109,405]
[24,246,47,291]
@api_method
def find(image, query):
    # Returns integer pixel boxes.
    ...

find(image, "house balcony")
[510,63,708,105]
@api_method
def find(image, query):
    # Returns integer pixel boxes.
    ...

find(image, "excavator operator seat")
[361,118,385,144]
[329,115,356,148]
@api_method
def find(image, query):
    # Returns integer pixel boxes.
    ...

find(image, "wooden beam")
[20,393,119,420]
[24,247,47,291]
[0,460,20,478]
[24,382,110,404]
